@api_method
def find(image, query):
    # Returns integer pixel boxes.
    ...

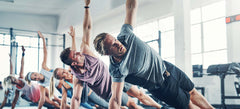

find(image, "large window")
[191,1,227,68]
[0,33,10,82]
[0,29,65,83]
[101,1,227,69]
[134,16,175,64]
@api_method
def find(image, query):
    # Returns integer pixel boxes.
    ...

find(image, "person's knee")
[188,100,200,109]
[136,91,145,101]
[127,86,141,97]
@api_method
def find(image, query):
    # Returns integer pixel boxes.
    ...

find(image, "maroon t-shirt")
[71,54,112,99]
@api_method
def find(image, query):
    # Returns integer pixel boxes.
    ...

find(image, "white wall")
[0,12,58,32]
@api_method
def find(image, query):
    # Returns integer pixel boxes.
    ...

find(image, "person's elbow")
[83,24,91,31]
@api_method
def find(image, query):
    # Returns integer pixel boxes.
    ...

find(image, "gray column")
[50,37,57,69]
[224,0,240,104]
[226,0,240,62]
[173,0,192,78]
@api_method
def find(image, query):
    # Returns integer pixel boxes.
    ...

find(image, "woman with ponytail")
[24,31,64,109]
[52,67,109,109]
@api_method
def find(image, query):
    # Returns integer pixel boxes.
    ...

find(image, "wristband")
[84,6,89,8]
[22,53,25,56]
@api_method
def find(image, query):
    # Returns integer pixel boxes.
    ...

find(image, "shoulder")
[121,24,133,32]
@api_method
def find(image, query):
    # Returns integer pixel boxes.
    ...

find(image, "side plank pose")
[0,54,15,108]
[25,32,64,109]
[93,0,215,109]
[3,46,60,109]
[53,70,110,109]
[59,0,161,109]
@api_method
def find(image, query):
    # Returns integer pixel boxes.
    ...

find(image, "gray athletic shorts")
[123,82,132,92]
[121,92,129,106]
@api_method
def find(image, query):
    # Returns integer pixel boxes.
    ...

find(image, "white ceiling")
[0,0,83,15]
[0,0,222,16]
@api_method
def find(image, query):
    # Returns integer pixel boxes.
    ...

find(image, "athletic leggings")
[88,91,109,108]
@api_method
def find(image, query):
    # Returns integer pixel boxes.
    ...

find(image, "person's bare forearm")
[42,37,48,66]
[109,97,121,109]
[38,31,48,70]
[70,97,81,109]
[71,34,76,51]
[38,86,45,109]
[109,82,124,109]
[38,96,45,109]
[0,91,8,109]
[42,37,47,58]
[126,0,137,9]
[60,88,67,109]
[71,77,83,109]
[12,91,19,109]
[125,0,138,26]
[82,6,92,45]
[19,46,25,78]
[68,26,76,51]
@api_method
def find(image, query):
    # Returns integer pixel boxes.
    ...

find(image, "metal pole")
[220,74,226,109]
[38,34,40,71]
[15,42,18,75]
[63,34,66,68]
[10,28,13,57]
[158,30,161,56]
[46,38,48,46]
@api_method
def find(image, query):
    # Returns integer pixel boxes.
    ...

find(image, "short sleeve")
[120,24,133,34]
[123,82,132,92]
[38,68,52,87]
[109,64,127,82]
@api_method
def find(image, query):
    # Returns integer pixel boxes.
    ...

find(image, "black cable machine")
[207,62,240,109]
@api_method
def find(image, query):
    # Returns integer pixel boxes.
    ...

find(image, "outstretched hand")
[85,0,90,6]
[38,31,44,39]
[68,26,75,38]
[21,46,25,52]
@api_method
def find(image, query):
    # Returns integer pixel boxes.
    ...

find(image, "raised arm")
[124,0,138,27]
[12,90,20,109]
[0,90,9,108]
[38,31,50,71]
[9,54,13,75]
[109,82,125,109]
[60,87,67,109]
[38,86,46,109]
[68,26,76,51]
[70,77,83,109]
[82,0,92,46]
[60,83,68,109]
[19,46,25,79]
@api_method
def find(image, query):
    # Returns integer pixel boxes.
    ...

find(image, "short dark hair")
[93,33,108,55]
[60,47,72,66]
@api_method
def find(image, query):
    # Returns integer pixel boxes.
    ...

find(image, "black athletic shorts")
[149,61,194,109]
